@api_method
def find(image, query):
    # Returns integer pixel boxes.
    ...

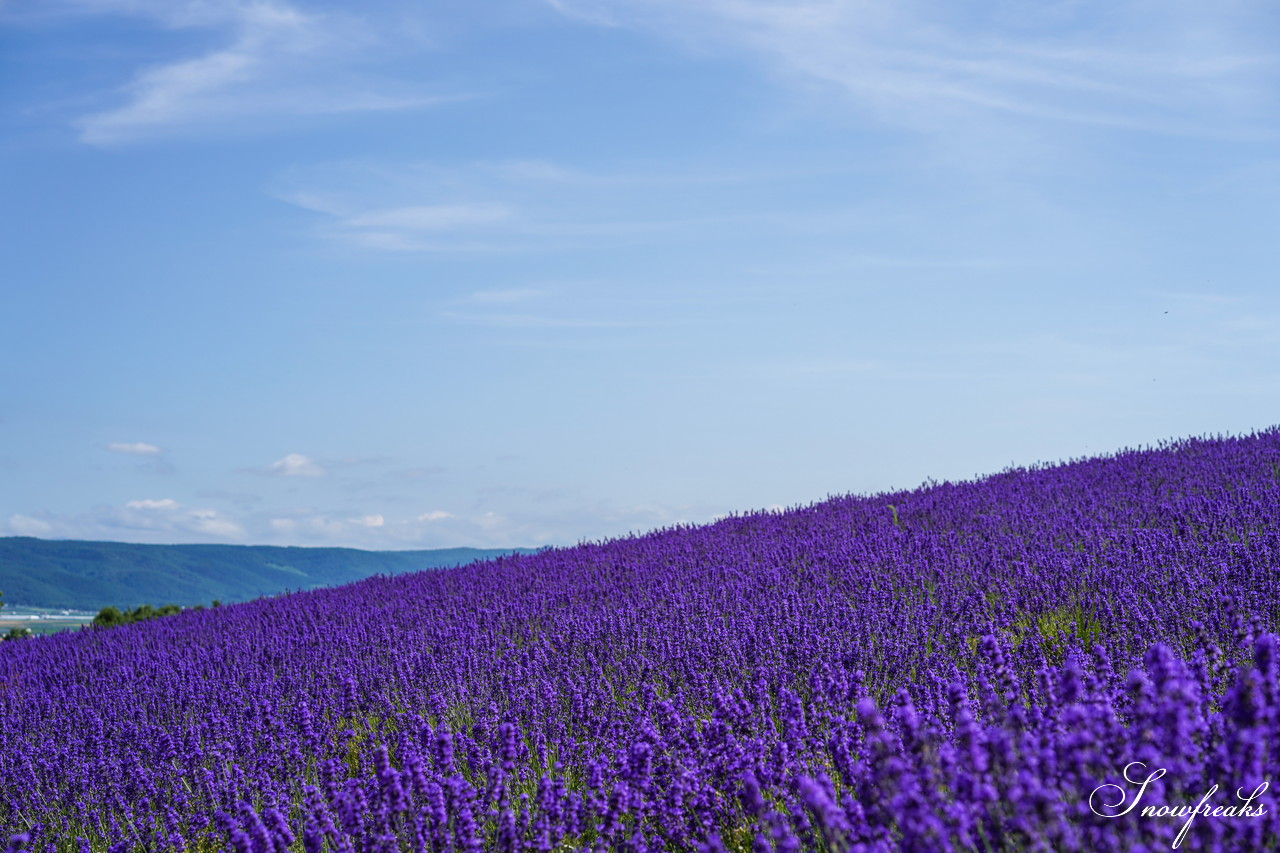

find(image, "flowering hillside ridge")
[3,429,1280,851]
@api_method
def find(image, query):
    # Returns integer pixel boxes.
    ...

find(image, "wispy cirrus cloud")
[469,288,546,304]
[281,190,517,251]
[343,204,515,232]
[105,441,163,456]
[437,284,651,333]
[545,0,1280,138]
[438,311,641,329]
[104,441,175,475]
[35,0,455,144]
[273,158,797,254]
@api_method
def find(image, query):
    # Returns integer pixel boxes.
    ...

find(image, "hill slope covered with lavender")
[3,430,1280,851]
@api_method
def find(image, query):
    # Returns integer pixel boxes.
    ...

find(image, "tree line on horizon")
[1,588,222,639]
[0,590,31,641]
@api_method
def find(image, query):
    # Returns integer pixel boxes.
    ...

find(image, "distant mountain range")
[0,537,541,611]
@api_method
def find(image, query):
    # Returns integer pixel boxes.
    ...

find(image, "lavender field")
[4,431,1280,852]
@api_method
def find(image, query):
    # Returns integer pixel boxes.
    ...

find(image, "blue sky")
[2,0,1279,549]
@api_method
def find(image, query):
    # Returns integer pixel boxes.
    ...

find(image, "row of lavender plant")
[2,430,1279,851]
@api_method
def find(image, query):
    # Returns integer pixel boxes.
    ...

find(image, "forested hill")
[0,537,539,610]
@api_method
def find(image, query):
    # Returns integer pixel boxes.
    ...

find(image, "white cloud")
[189,508,244,537]
[259,511,387,543]
[115,499,247,538]
[106,441,164,456]
[125,498,180,510]
[417,510,454,522]
[267,453,325,478]
[62,0,449,144]
[7,514,54,536]
[247,506,548,548]
[7,499,247,542]
[4,494,724,550]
